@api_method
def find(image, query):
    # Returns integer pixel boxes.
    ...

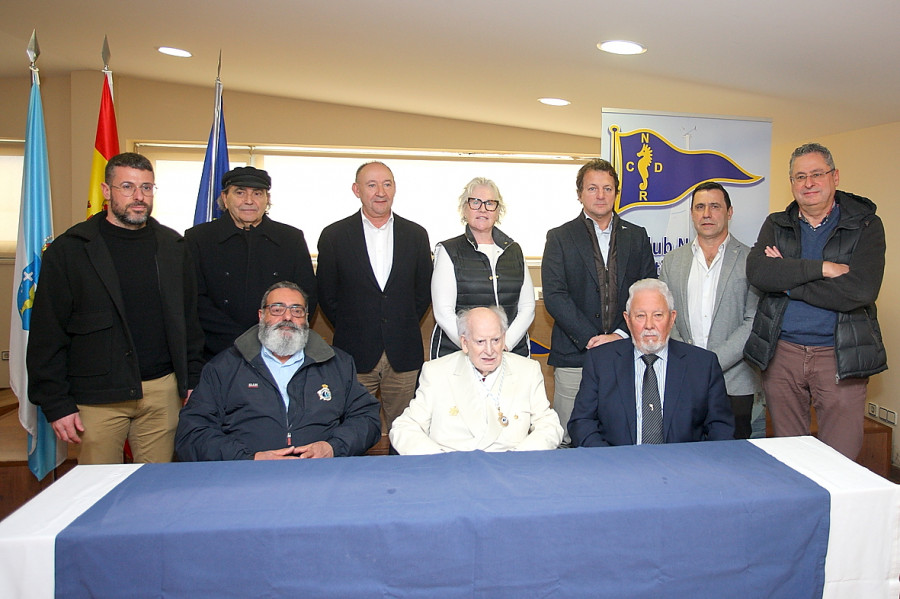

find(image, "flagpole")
[205,51,224,222]
[11,30,63,480]
[193,51,230,225]
[87,35,120,217]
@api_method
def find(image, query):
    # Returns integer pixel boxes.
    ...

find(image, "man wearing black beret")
[185,166,318,361]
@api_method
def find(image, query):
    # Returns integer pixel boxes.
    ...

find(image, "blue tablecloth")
[55,440,829,598]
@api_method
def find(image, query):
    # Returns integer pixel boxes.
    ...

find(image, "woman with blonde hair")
[430,177,535,358]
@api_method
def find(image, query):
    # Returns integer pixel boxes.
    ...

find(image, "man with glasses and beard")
[176,282,380,461]
[28,152,204,464]
[568,279,733,447]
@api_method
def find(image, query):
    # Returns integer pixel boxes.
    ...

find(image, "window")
[138,144,583,257]
[0,142,25,251]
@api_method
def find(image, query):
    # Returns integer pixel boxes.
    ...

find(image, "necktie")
[641,354,664,444]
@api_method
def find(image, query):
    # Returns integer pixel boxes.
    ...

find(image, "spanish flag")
[86,71,120,217]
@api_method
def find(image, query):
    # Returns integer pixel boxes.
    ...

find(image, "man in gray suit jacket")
[659,182,761,438]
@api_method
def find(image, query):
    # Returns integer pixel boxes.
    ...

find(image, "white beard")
[634,330,667,354]
[258,320,309,357]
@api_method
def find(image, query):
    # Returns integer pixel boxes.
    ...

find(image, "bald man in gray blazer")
[659,182,761,438]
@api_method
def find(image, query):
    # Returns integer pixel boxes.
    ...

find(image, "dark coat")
[743,191,887,379]
[184,215,318,360]
[316,211,432,373]
[27,213,204,422]
[175,328,381,460]
[568,338,734,446]
[542,214,657,368]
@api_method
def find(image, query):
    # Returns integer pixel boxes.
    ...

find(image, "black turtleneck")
[99,217,174,380]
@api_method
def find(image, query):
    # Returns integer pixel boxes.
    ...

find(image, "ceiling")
[2,0,898,143]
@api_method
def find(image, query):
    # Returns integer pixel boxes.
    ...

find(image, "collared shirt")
[799,200,838,230]
[583,211,628,339]
[584,211,612,263]
[686,234,729,349]
[260,346,306,411]
[361,212,394,290]
[632,343,669,445]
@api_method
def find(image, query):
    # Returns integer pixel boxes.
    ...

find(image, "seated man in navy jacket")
[569,279,734,447]
[176,281,380,460]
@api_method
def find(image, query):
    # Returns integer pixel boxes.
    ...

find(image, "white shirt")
[687,235,729,349]
[361,212,394,290]
[632,343,669,445]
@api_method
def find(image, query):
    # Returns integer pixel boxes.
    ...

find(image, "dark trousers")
[729,394,754,440]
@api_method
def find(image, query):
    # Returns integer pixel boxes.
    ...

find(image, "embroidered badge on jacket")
[317,384,332,401]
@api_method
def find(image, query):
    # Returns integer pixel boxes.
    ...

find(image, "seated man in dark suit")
[569,279,734,447]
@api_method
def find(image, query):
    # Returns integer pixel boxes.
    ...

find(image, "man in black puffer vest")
[744,143,887,459]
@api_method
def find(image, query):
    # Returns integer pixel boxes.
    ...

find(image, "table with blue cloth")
[1,437,898,598]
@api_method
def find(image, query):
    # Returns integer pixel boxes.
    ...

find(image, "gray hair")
[457,177,506,225]
[260,281,309,310]
[625,279,675,313]
[456,305,509,339]
[789,143,836,175]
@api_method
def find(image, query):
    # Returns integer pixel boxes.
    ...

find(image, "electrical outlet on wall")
[868,402,878,416]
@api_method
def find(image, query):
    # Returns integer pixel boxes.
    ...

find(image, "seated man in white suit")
[390,306,563,454]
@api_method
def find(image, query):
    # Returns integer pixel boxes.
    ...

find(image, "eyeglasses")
[466,197,499,211]
[790,169,834,184]
[263,303,308,318]
[110,183,157,197]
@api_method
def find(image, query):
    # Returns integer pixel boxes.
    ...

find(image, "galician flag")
[11,32,65,481]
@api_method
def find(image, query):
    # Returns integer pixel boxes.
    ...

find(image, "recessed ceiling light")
[157,47,192,58]
[597,40,646,55]
[538,98,571,107]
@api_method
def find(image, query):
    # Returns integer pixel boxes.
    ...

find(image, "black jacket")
[27,213,204,422]
[175,328,381,460]
[316,211,432,373]
[542,213,657,368]
[744,191,887,379]
[184,215,318,360]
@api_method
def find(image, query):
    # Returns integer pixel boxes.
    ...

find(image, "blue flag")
[529,337,550,357]
[611,126,761,213]
[193,84,229,225]
[11,76,60,481]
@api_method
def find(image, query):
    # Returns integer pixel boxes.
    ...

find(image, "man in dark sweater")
[184,166,317,361]
[27,152,204,464]
[744,143,887,458]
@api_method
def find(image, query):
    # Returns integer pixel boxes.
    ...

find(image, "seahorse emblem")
[636,143,653,191]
